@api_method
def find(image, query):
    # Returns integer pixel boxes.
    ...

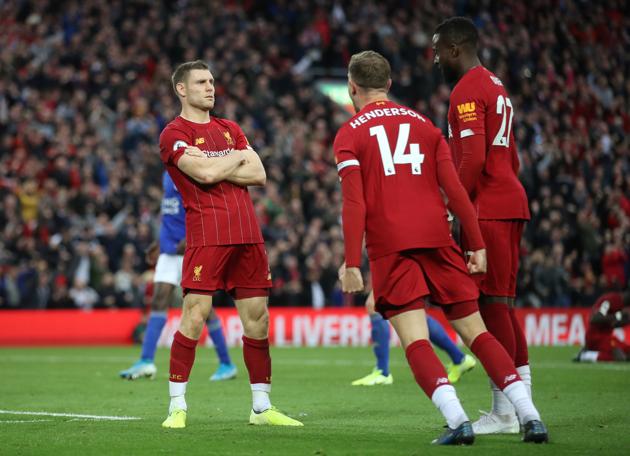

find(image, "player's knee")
[152,291,170,311]
[242,308,269,338]
[181,308,207,338]
[451,312,486,347]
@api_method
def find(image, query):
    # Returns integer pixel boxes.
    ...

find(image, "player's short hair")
[171,60,210,94]
[348,51,391,90]
[435,17,479,49]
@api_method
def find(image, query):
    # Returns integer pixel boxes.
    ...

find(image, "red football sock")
[405,339,450,397]
[169,331,198,382]
[470,331,521,389]
[480,301,516,360]
[509,307,529,367]
[243,336,272,384]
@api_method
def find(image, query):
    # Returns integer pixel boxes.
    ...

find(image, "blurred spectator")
[0,0,628,309]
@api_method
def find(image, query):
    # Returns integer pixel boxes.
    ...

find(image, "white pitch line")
[0,419,53,423]
[0,410,141,421]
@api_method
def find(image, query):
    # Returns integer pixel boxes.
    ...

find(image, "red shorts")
[181,244,271,297]
[370,243,479,320]
[585,331,630,355]
[462,220,525,297]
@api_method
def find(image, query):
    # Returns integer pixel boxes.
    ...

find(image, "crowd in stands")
[1,0,628,310]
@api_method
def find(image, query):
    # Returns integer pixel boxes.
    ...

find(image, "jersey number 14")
[370,124,425,176]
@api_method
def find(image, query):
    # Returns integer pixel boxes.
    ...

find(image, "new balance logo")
[436,377,449,386]
[504,374,517,384]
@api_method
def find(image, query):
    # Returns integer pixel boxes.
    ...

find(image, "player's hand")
[466,248,487,274]
[145,241,159,267]
[185,146,205,157]
[341,267,364,293]
[337,262,346,279]
[365,290,376,314]
[176,239,186,255]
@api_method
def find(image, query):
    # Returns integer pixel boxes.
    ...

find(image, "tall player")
[350,289,476,386]
[159,60,302,428]
[433,17,533,435]
[574,291,630,362]
[119,171,237,382]
[335,50,547,444]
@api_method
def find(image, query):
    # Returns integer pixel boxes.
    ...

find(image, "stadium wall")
[1,308,627,347]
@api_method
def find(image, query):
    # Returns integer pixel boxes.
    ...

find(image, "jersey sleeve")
[333,126,359,180]
[159,127,190,166]
[436,136,485,250]
[450,85,487,139]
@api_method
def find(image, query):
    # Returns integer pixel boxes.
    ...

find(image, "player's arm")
[177,146,246,185]
[184,146,263,186]
[590,301,630,327]
[453,94,486,195]
[436,137,486,274]
[340,169,366,293]
[458,134,486,195]
[335,127,365,293]
[159,128,246,185]
[224,122,266,186]
[224,148,266,186]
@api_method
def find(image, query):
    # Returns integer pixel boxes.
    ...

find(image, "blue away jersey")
[159,171,186,254]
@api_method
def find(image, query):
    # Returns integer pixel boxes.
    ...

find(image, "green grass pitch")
[1,345,629,455]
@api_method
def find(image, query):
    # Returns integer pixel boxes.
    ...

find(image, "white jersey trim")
[337,159,360,172]
[460,129,475,138]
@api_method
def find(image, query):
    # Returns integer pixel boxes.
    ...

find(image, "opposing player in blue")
[352,290,476,386]
[120,171,237,381]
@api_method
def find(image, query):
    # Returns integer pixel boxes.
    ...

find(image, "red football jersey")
[586,292,625,338]
[448,66,530,220]
[159,116,263,247]
[334,100,454,260]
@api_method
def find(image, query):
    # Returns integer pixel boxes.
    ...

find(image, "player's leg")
[447,307,548,443]
[371,251,472,445]
[426,314,476,383]
[478,299,518,424]
[352,290,393,386]
[468,221,523,428]
[388,306,473,445]
[610,336,629,361]
[509,222,533,397]
[207,306,237,381]
[510,304,532,394]
[120,253,181,380]
[230,244,302,426]
[234,292,302,426]
[162,291,213,428]
[420,244,547,442]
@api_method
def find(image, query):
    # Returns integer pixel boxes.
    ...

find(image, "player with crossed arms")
[119,171,237,382]
[335,50,548,445]
[159,60,302,428]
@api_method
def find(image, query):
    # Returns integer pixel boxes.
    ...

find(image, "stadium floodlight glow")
[315,80,355,115]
